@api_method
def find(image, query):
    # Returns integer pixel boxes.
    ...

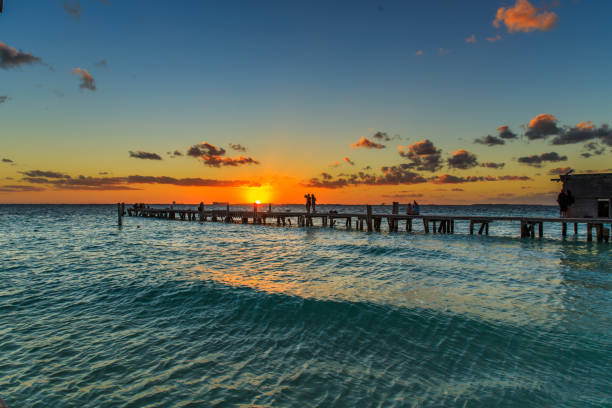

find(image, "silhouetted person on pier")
[557,190,568,217]
[312,194,317,212]
[406,203,413,215]
[305,194,311,213]
[413,200,420,215]
[566,190,575,216]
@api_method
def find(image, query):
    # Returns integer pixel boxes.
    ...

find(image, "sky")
[1,0,611,204]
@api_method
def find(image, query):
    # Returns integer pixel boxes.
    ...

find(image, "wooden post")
[198,202,204,221]
[538,222,543,238]
[574,223,578,235]
[562,222,567,237]
[392,202,399,232]
[225,204,230,222]
[478,223,485,235]
[423,219,429,233]
[117,203,122,226]
[253,203,258,225]
[406,218,412,232]
[587,223,592,241]
[366,205,373,232]
[520,221,526,238]
[596,224,603,242]
[485,222,489,235]
[469,220,474,235]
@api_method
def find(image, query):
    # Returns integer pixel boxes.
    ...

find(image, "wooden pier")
[121,203,612,243]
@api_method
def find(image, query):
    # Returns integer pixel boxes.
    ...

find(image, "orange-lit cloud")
[493,0,558,33]
[465,34,476,43]
[187,142,260,167]
[351,137,385,149]
[487,34,502,42]
[525,113,560,140]
[72,68,96,90]
[0,41,42,69]
[343,157,355,166]
[517,152,567,167]
[398,140,443,172]
[415,50,423,56]
[448,149,479,170]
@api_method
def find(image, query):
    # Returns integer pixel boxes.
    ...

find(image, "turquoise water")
[1,204,610,407]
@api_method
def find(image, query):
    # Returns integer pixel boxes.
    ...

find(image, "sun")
[244,184,272,204]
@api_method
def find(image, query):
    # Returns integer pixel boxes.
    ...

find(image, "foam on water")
[1,205,611,407]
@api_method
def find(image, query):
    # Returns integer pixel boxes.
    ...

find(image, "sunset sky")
[1,0,611,204]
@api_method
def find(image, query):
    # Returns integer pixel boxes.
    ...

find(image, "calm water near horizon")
[1,204,610,407]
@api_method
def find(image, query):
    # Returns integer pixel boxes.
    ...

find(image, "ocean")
[1,204,610,407]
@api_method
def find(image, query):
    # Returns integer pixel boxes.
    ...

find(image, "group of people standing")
[304,194,317,213]
[557,189,575,217]
[406,200,420,215]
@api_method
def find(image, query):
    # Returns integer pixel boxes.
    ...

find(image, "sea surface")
[1,204,611,407]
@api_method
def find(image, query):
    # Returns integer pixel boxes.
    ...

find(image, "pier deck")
[121,204,612,243]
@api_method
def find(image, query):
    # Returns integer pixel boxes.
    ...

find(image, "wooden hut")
[555,173,612,218]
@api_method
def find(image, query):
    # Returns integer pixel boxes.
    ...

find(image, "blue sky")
[1,0,611,203]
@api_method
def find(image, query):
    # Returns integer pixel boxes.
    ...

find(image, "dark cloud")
[94,59,107,68]
[551,122,612,146]
[525,114,561,140]
[229,143,247,152]
[21,170,70,178]
[2,158,13,163]
[18,171,256,190]
[187,142,259,167]
[187,142,226,157]
[129,151,162,160]
[474,135,505,146]
[320,172,333,180]
[480,162,505,169]
[304,164,426,189]
[0,41,42,69]
[517,151,567,167]
[581,141,605,158]
[497,125,518,140]
[167,150,183,158]
[549,167,573,175]
[371,131,399,142]
[382,193,424,198]
[343,157,355,166]
[72,68,96,91]
[63,0,82,18]
[0,96,8,105]
[362,165,372,170]
[398,139,443,172]
[351,137,385,149]
[431,174,532,184]
[0,185,46,192]
[447,149,478,170]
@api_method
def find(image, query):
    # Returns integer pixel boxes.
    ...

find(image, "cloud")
[167,150,183,157]
[0,185,46,192]
[487,34,502,42]
[94,59,107,68]
[373,131,392,142]
[0,96,8,104]
[0,41,42,69]
[343,157,355,166]
[431,174,532,184]
[63,0,82,18]
[328,161,341,168]
[21,170,70,178]
[2,158,13,163]
[129,151,162,160]
[398,139,443,172]
[474,135,505,146]
[465,34,476,44]
[415,50,423,56]
[382,193,424,199]
[497,125,518,139]
[551,122,612,146]
[72,68,96,91]
[18,171,257,190]
[304,164,426,189]
[517,151,567,167]
[229,143,247,152]
[493,0,558,33]
[439,48,450,55]
[447,149,479,170]
[187,142,259,167]
[351,137,385,149]
[549,167,572,175]
[481,162,505,169]
[581,141,605,158]
[525,114,561,140]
